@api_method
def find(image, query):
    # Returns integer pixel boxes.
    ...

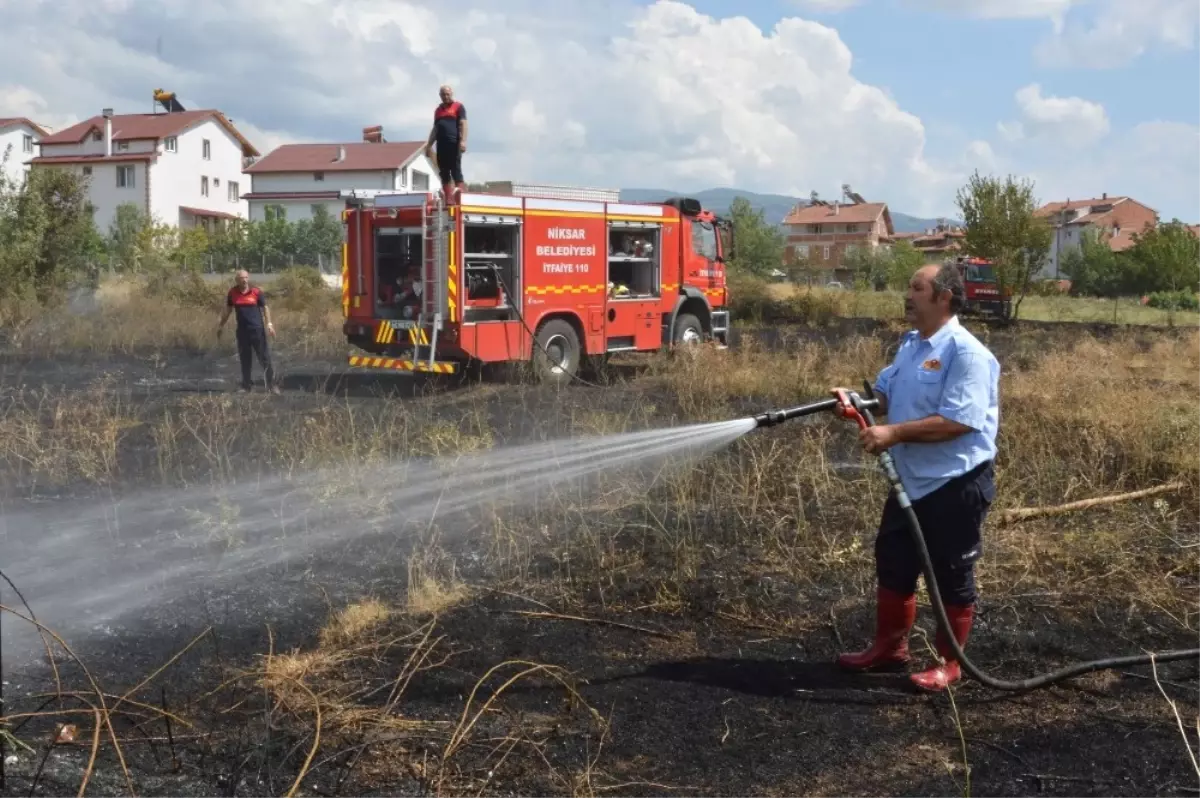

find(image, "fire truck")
[338,183,732,384]
[949,256,1013,320]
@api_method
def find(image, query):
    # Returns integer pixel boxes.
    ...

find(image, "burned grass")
[0,293,1196,796]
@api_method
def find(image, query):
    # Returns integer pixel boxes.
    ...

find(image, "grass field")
[0,276,1197,796]
[760,281,1200,327]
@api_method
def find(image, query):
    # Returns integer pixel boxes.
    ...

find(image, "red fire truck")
[338,183,732,384]
[950,256,1013,320]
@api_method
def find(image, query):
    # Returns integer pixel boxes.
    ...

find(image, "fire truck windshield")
[964,263,996,283]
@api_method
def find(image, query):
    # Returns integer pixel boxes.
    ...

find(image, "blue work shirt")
[873,315,1000,501]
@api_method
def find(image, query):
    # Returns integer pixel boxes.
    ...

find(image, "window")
[822,245,830,260]
[265,205,286,221]
[845,224,858,233]
[201,176,209,196]
[690,220,718,261]
[82,166,92,176]
[202,139,211,160]
[22,134,33,153]
[412,171,430,191]
[311,204,324,217]
[164,136,177,152]
[313,171,324,181]
[796,244,810,258]
[91,131,102,141]
[398,168,407,188]
[228,181,239,202]
[116,141,130,151]
[811,224,823,234]
[116,165,135,188]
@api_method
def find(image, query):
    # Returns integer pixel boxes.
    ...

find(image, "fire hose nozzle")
[752,384,880,430]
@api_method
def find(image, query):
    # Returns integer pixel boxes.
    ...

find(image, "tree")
[0,165,102,301]
[888,240,925,288]
[1124,220,1200,295]
[955,171,1052,320]
[1059,227,1128,297]
[726,196,784,278]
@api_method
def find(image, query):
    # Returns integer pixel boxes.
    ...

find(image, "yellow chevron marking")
[525,285,605,296]
[348,356,457,374]
[340,243,349,318]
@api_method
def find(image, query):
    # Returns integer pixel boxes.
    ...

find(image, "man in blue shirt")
[836,262,1000,692]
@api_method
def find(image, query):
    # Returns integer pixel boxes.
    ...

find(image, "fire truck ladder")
[417,193,446,368]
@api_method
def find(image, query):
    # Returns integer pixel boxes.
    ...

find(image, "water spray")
[748,381,1199,692]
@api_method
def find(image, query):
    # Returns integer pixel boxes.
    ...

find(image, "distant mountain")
[617,186,959,234]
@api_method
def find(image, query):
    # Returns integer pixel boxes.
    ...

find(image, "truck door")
[685,217,721,293]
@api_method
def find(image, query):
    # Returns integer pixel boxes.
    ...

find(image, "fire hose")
[752,383,1200,692]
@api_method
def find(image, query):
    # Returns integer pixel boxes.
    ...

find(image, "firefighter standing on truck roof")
[425,84,467,204]
[217,269,279,394]
[833,261,999,692]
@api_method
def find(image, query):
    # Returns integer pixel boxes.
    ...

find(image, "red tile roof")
[1036,196,1129,216]
[0,117,48,137]
[244,141,425,173]
[242,191,341,200]
[782,201,892,233]
[39,110,258,157]
[29,152,154,165]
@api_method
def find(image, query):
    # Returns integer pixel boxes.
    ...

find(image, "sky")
[0,0,1197,221]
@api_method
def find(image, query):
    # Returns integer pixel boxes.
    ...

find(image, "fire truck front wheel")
[532,318,581,385]
[672,313,704,346]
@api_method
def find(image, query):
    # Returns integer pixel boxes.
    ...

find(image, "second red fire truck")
[339,183,732,384]
[948,255,1013,319]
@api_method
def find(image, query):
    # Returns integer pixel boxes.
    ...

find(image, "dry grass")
[1,286,1197,794]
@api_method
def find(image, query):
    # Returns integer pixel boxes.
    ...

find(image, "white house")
[31,99,259,235]
[0,117,47,188]
[242,127,436,223]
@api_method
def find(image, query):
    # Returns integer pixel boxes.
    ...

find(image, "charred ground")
[0,289,1196,797]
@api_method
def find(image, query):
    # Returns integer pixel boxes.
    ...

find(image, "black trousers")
[875,460,995,605]
[236,327,274,389]
[437,143,463,185]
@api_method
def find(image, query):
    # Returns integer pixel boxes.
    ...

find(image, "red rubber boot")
[837,586,916,671]
[910,603,974,692]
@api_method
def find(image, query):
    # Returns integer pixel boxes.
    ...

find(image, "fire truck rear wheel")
[533,319,581,385]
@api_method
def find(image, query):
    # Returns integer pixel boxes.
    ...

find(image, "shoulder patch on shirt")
[921,358,942,371]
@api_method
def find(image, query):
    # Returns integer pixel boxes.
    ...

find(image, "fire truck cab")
[339,183,732,384]
[949,256,1013,320]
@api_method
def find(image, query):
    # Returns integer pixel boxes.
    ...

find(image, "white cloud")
[1010,83,1110,144]
[916,0,1199,67]
[0,0,968,217]
[789,0,863,12]
[981,119,1200,221]
[1033,0,1200,68]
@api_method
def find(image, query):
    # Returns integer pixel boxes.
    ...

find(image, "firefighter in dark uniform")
[217,269,278,394]
[425,84,468,203]
[835,262,1000,692]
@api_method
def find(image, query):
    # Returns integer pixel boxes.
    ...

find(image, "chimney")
[362,125,384,143]
[334,145,346,162]
[1102,192,1107,200]
[102,108,113,157]
[833,200,840,215]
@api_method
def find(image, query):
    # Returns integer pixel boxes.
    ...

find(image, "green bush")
[1145,290,1200,312]
[726,274,843,325]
